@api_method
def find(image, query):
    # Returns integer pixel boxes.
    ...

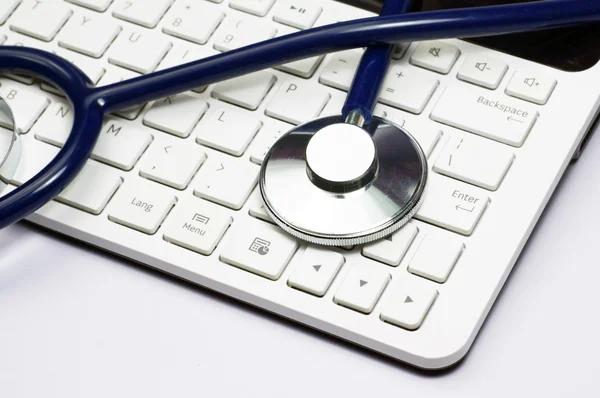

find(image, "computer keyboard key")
[380,280,438,330]
[213,19,277,52]
[391,43,410,60]
[143,94,208,138]
[288,247,344,297]
[319,50,362,91]
[248,119,292,165]
[91,119,153,171]
[334,265,390,314]
[10,0,72,42]
[457,54,508,90]
[415,174,489,236]
[430,85,539,147]
[362,223,418,267]
[11,137,58,186]
[220,220,299,280]
[434,135,515,191]
[97,67,144,119]
[408,233,464,283]
[0,0,21,25]
[212,71,277,111]
[230,0,275,17]
[32,101,73,146]
[248,189,274,224]
[266,81,330,125]
[163,200,233,256]
[52,48,107,84]
[2,34,48,84]
[276,55,324,79]
[410,40,461,74]
[65,0,114,12]
[378,64,439,114]
[0,85,49,134]
[113,0,174,28]
[57,161,122,215]
[59,13,122,58]
[273,0,322,29]
[139,142,206,190]
[195,107,261,156]
[108,30,172,74]
[163,2,224,45]
[193,157,260,210]
[108,179,177,235]
[506,69,557,105]
[157,45,218,93]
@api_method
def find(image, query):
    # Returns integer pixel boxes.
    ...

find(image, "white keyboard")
[1,0,599,369]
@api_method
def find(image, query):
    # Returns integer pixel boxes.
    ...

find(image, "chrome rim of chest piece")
[259,115,428,246]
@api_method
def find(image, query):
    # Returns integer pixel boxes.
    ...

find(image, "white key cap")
[333,265,390,314]
[194,157,259,210]
[408,233,464,283]
[0,0,21,25]
[230,0,275,17]
[113,0,173,28]
[506,69,557,105]
[0,35,5,44]
[220,220,299,280]
[10,0,72,42]
[65,0,114,12]
[273,0,322,29]
[139,142,206,190]
[410,40,460,74]
[430,85,539,147]
[248,119,292,165]
[266,81,330,125]
[92,119,153,170]
[362,223,418,266]
[288,247,344,297]
[163,200,233,255]
[0,85,49,133]
[11,137,58,185]
[212,72,276,111]
[457,55,508,90]
[434,135,514,191]
[108,30,172,74]
[2,34,48,84]
[157,45,218,93]
[319,50,362,91]
[380,280,438,330]
[108,179,177,234]
[276,55,324,78]
[378,64,439,114]
[319,89,346,117]
[53,48,107,84]
[213,19,276,52]
[57,161,122,215]
[32,101,73,146]
[248,189,274,224]
[415,174,489,236]
[391,43,410,60]
[59,13,122,58]
[163,2,224,44]
[97,67,144,119]
[143,94,208,138]
[195,107,262,156]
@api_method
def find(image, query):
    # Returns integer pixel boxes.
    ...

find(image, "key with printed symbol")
[157,45,218,93]
[230,0,276,17]
[194,157,260,210]
[109,30,172,74]
[212,71,277,111]
[143,94,208,138]
[92,119,153,171]
[2,34,49,84]
[248,119,292,165]
[457,55,508,90]
[334,265,391,314]
[139,142,206,190]
[362,223,418,267]
[410,40,461,74]
[378,64,439,114]
[273,0,323,29]
[506,69,557,105]
[113,0,174,29]
[415,174,489,236]
[213,19,277,52]
[98,67,144,120]
[59,13,122,58]
[266,81,330,125]
[33,101,74,146]
[434,135,514,191]
[163,2,224,45]
[0,1,21,25]
[0,85,49,134]
[195,107,262,156]
[65,0,114,12]
[431,85,539,147]
[248,189,274,224]
[408,232,464,283]
[380,280,438,330]
[108,179,177,235]
[220,220,299,280]
[10,0,72,42]
[288,247,344,297]
[319,50,363,91]
[163,200,233,256]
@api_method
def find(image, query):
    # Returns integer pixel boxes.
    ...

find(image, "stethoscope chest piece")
[259,115,427,246]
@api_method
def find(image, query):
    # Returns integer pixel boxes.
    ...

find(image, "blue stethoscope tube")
[0,0,598,231]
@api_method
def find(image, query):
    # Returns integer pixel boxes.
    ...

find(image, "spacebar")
[430,85,539,147]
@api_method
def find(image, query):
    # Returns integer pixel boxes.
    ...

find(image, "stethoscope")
[0,0,597,246]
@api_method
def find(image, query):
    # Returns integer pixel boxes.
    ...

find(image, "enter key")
[415,174,489,236]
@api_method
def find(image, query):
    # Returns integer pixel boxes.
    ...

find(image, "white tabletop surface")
[1,130,600,398]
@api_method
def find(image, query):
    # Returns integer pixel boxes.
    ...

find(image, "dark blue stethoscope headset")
[0,0,597,246]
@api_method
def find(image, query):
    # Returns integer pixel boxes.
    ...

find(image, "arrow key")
[288,247,344,296]
[380,279,438,330]
[334,264,390,314]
